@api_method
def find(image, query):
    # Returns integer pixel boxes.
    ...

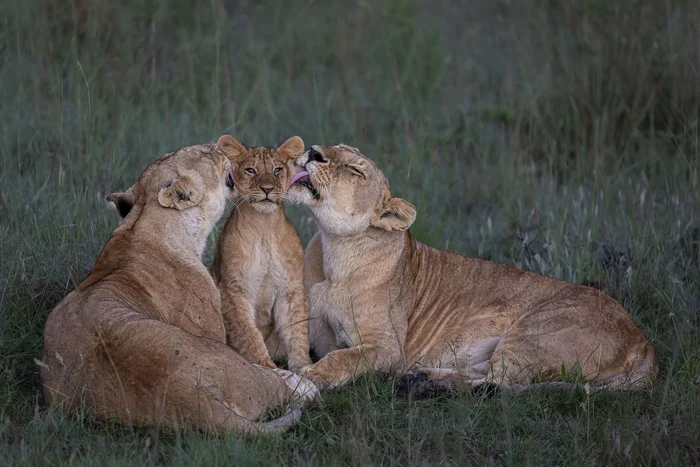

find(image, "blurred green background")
[1,0,699,464]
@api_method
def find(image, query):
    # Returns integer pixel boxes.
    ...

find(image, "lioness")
[287,144,658,392]
[41,144,317,435]
[212,135,312,372]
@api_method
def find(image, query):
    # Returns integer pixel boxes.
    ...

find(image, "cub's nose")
[308,147,327,164]
[261,185,273,195]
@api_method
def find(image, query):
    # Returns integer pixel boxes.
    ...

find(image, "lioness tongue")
[289,170,310,187]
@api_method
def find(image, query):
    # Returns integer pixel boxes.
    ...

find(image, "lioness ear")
[277,136,305,161]
[347,160,368,179]
[371,197,416,232]
[217,135,247,164]
[157,171,204,210]
[106,188,135,218]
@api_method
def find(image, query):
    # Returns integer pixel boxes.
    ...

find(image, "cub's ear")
[216,135,247,164]
[106,188,135,218]
[371,197,416,232]
[157,171,204,210]
[277,136,305,161]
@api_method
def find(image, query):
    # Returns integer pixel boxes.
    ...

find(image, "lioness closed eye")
[41,144,317,435]
[287,144,658,393]
[212,135,312,372]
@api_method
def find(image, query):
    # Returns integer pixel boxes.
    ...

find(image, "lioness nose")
[308,147,327,164]
[261,185,274,195]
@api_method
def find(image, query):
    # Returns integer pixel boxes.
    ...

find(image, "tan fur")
[40,144,318,435]
[287,144,659,391]
[212,135,312,371]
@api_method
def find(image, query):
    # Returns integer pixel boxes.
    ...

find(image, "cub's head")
[288,144,416,236]
[106,143,236,224]
[216,135,305,213]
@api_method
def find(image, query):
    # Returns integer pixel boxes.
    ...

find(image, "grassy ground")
[1,0,699,464]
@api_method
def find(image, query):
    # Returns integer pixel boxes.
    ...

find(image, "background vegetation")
[1,0,698,464]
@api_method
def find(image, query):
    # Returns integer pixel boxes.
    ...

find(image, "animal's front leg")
[220,288,276,369]
[303,278,407,388]
[274,289,312,372]
[300,344,398,389]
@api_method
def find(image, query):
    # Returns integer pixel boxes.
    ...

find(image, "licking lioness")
[288,144,658,392]
[41,144,317,435]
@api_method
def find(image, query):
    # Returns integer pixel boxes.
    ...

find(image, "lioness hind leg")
[486,324,656,389]
[484,290,658,390]
[88,315,296,434]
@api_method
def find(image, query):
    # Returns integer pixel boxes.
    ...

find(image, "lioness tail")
[233,406,302,435]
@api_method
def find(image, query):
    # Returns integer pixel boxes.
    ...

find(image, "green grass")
[1,0,699,464]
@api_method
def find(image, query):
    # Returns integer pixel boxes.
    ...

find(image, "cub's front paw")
[272,368,321,405]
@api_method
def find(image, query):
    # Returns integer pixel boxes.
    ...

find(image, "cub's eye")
[273,167,283,175]
[245,168,256,175]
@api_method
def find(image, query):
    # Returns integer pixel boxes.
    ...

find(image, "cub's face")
[231,149,293,213]
[288,144,416,236]
[107,143,236,222]
[216,135,305,214]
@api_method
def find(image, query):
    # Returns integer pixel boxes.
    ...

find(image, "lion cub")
[213,134,312,371]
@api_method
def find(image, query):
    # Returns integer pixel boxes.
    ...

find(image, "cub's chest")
[243,241,293,305]
[245,241,284,277]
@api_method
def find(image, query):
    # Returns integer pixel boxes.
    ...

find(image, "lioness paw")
[393,372,457,399]
[272,368,321,405]
[298,364,336,390]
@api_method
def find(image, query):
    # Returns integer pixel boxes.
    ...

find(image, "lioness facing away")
[212,135,312,372]
[41,144,317,435]
[288,144,658,392]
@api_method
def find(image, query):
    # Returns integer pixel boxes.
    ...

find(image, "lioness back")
[212,135,312,372]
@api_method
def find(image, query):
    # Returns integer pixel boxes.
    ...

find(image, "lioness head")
[216,135,305,213]
[288,144,416,236]
[106,143,236,222]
